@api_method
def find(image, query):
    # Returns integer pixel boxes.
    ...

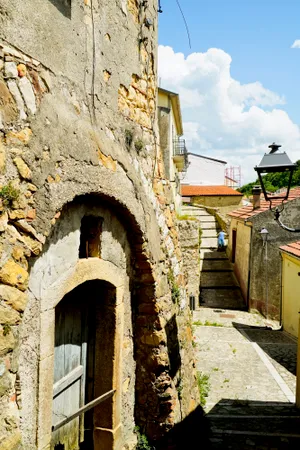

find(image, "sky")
[157,0,300,184]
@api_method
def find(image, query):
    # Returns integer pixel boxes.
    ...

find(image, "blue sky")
[158,0,300,182]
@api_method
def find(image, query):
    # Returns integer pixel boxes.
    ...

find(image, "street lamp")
[254,143,300,232]
[260,227,269,246]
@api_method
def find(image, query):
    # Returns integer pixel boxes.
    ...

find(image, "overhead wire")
[175,0,192,49]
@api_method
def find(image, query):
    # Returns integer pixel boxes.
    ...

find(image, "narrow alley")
[191,207,300,449]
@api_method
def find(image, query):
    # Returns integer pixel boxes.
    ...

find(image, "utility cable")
[175,0,192,49]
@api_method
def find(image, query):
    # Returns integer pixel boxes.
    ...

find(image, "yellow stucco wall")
[228,219,251,301]
[282,252,300,338]
[193,196,243,208]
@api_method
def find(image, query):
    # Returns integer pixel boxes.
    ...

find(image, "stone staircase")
[181,205,245,310]
[206,402,300,449]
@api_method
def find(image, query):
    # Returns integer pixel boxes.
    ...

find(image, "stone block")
[7,80,27,121]
[141,330,166,346]
[4,62,18,78]
[0,329,15,356]
[0,368,13,395]
[0,212,8,232]
[0,305,20,325]
[0,140,5,173]
[0,284,27,312]
[13,156,32,180]
[0,79,18,124]
[0,259,28,291]
[18,77,36,115]
[0,431,21,450]
[5,127,32,145]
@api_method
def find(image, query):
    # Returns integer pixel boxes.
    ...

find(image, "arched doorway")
[52,279,117,450]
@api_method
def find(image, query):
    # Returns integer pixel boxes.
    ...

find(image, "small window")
[79,216,103,258]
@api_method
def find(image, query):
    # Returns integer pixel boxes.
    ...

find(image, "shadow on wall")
[165,314,182,379]
[49,0,71,18]
[155,405,211,450]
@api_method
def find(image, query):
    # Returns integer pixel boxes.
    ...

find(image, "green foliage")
[199,226,202,246]
[239,160,300,196]
[2,324,11,336]
[197,372,210,406]
[193,320,223,327]
[134,427,155,450]
[125,129,133,148]
[176,214,197,221]
[0,182,19,209]
[168,270,180,305]
[134,139,144,152]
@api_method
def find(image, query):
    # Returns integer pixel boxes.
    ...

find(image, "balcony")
[173,138,188,172]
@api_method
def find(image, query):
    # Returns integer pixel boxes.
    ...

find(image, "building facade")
[227,188,300,320]
[157,87,188,214]
[280,241,300,338]
[183,153,226,186]
[0,2,199,449]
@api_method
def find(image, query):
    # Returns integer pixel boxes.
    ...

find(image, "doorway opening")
[52,280,116,450]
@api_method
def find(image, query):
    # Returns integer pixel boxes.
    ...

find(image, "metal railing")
[52,389,116,432]
[173,138,188,171]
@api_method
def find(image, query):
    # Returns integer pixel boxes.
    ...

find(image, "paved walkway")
[193,308,299,448]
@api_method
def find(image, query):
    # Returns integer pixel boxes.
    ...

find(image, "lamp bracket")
[272,206,300,233]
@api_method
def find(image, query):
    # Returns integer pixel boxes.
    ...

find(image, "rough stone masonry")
[0,1,199,449]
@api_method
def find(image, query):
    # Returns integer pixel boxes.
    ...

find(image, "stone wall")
[249,199,300,321]
[178,219,200,301]
[0,1,199,449]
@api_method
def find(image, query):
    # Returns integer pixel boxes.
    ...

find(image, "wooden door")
[52,287,94,450]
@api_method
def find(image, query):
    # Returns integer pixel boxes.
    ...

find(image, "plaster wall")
[192,195,242,208]
[231,220,251,301]
[281,252,300,338]
[184,154,226,185]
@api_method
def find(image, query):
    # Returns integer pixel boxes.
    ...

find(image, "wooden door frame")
[37,259,125,450]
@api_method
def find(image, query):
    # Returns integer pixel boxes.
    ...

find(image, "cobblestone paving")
[193,308,297,413]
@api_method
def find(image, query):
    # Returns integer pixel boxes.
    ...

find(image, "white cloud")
[158,45,300,184]
[291,40,300,48]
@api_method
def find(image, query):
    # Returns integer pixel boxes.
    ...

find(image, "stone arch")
[19,194,161,450]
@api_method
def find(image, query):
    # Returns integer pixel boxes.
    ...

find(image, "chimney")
[252,185,261,210]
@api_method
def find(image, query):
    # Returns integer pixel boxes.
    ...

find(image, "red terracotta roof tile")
[181,185,242,196]
[280,241,300,258]
[228,187,300,220]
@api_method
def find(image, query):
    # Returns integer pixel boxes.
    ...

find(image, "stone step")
[200,223,219,230]
[200,288,246,310]
[198,216,217,223]
[200,271,239,287]
[201,229,219,238]
[200,250,228,260]
[209,431,300,449]
[208,406,300,448]
[201,237,219,248]
[209,417,300,434]
[200,259,232,271]
[181,207,211,217]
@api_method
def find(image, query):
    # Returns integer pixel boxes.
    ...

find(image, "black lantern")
[254,143,296,202]
[254,143,300,232]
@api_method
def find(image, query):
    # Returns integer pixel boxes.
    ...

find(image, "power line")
[175,0,192,49]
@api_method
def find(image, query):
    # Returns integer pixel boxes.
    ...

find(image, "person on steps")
[217,230,225,251]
